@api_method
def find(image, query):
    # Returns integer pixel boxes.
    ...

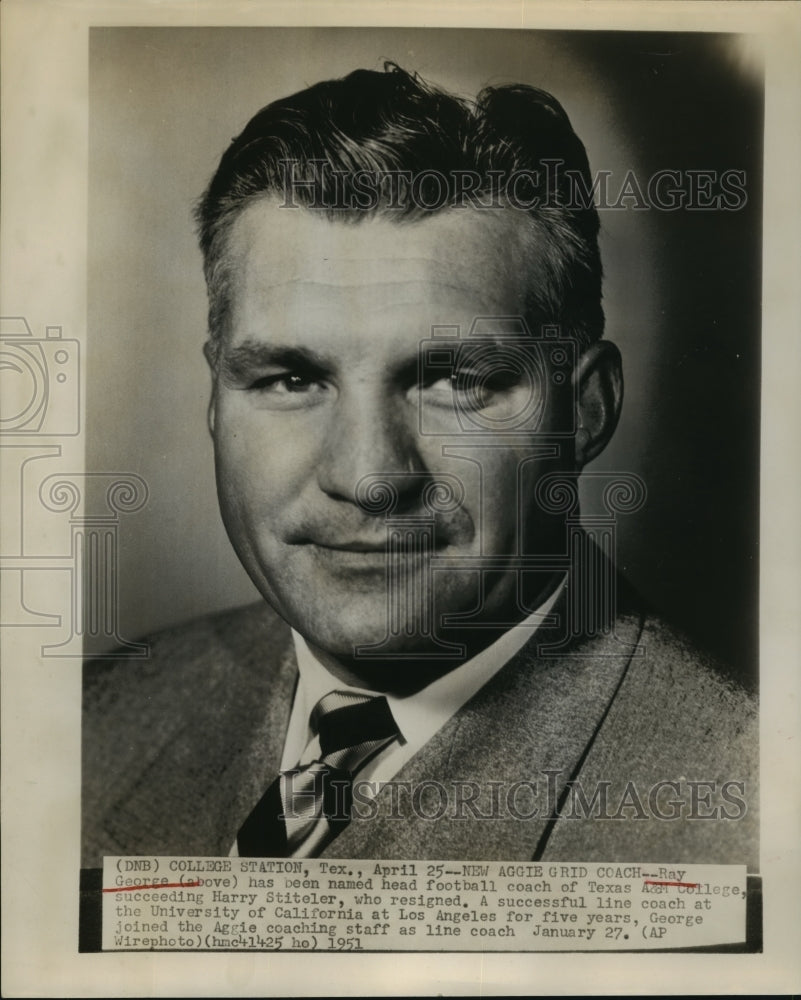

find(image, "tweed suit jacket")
[82,578,758,871]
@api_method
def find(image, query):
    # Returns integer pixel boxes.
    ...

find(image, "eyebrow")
[219,341,332,384]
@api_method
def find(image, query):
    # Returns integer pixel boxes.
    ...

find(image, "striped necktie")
[237,691,400,858]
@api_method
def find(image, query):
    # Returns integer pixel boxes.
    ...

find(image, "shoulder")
[582,569,756,745]
[83,600,292,707]
[616,613,757,746]
[590,609,757,778]
[81,601,296,864]
[547,612,759,867]
[82,600,295,779]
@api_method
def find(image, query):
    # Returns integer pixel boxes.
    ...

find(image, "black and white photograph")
[82,26,761,864]
[2,1,800,996]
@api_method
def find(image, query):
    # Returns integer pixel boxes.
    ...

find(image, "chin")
[293,602,452,661]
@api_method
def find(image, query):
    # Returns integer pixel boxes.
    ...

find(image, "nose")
[316,385,429,512]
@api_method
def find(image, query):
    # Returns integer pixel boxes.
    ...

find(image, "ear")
[573,340,623,468]
[203,340,217,436]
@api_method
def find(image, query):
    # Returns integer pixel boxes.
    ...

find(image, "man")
[82,65,757,868]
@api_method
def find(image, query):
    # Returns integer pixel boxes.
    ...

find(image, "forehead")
[225,200,545,335]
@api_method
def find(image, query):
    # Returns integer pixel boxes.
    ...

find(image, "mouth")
[302,541,392,575]
[295,535,448,575]
[311,540,388,553]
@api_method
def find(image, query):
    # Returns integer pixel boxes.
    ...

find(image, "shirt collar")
[290,575,566,750]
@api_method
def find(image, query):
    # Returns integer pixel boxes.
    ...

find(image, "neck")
[304,570,563,695]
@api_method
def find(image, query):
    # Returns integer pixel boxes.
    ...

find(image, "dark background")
[88,28,762,689]
[575,32,762,689]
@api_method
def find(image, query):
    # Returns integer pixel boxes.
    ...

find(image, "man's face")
[209,200,579,670]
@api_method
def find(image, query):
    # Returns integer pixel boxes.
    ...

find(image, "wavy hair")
[196,63,603,358]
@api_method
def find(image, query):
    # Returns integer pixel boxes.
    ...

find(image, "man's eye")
[423,367,525,408]
[245,371,328,408]
[250,373,320,392]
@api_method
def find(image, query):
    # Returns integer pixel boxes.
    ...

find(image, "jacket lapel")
[325,608,643,860]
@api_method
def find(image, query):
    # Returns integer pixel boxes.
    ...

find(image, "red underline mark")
[102,881,202,893]
[644,880,700,888]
